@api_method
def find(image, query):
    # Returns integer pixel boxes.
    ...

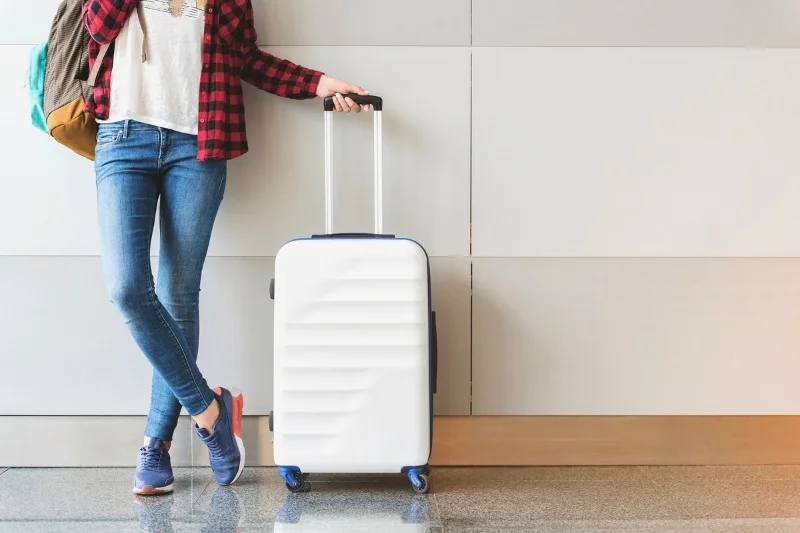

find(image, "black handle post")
[323,94,383,112]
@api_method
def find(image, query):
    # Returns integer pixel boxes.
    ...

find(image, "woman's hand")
[316,75,371,112]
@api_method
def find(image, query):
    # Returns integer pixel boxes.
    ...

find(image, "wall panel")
[0,46,471,258]
[472,258,800,415]
[473,0,800,47]
[0,256,471,415]
[472,48,800,258]
[0,0,471,46]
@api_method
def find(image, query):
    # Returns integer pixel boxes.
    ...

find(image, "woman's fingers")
[336,93,351,112]
[344,96,362,113]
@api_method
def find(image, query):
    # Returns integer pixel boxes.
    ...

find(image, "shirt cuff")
[305,70,324,98]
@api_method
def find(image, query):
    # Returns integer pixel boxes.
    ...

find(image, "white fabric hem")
[98,113,199,136]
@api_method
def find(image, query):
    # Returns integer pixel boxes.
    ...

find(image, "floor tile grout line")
[188,421,216,518]
[433,489,444,527]
[188,476,216,519]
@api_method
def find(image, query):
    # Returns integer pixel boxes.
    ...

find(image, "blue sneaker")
[196,387,245,486]
[133,437,174,495]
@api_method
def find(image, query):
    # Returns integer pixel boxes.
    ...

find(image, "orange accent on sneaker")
[231,392,243,439]
[212,387,243,439]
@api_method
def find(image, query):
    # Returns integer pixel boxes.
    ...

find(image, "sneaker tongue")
[147,437,166,449]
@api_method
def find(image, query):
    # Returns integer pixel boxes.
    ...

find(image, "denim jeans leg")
[95,122,217,438]
[145,128,228,441]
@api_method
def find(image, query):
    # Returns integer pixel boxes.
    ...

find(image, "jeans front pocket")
[95,127,123,150]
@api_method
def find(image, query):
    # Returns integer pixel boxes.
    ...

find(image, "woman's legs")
[145,128,227,442]
[95,121,217,429]
[96,121,244,490]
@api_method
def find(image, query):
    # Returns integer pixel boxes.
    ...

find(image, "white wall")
[3,0,800,438]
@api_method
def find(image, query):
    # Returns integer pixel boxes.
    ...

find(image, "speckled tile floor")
[3,467,800,532]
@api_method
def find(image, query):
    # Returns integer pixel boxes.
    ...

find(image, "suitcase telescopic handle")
[323,94,384,235]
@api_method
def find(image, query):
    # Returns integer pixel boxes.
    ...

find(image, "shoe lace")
[139,446,166,471]
[206,435,225,462]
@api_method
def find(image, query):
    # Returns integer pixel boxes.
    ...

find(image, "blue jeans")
[95,120,226,441]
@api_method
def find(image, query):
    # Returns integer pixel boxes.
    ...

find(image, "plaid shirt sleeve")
[82,0,138,44]
[237,0,323,99]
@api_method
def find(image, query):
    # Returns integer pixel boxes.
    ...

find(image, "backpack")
[28,0,146,161]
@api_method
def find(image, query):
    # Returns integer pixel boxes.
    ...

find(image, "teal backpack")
[28,42,49,135]
[26,0,100,160]
[26,0,146,160]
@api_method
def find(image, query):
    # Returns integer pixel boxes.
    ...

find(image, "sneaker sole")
[214,387,246,486]
[133,483,174,495]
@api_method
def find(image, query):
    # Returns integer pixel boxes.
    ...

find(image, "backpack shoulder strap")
[86,3,148,88]
[87,43,110,87]
[137,2,148,62]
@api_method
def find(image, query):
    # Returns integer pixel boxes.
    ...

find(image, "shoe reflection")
[132,494,174,533]
[275,488,430,531]
[132,486,244,533]
[133,479,431,531]
[201,486,244,532]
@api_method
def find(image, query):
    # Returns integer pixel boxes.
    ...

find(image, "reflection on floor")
[3,466,800,531]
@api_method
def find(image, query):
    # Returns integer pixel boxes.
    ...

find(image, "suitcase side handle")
[324,94,384,235]
[431,310,438,396]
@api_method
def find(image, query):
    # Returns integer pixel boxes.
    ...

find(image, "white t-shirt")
[101,0,205,135]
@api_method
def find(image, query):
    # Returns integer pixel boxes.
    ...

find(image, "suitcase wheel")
[406,468,430,494]
[286,474,310,493]
[280,468,310,493]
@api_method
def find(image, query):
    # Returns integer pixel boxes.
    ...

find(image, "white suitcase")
[269,95,437,494]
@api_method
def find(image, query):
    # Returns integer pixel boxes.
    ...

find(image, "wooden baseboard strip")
[431,416,800,466]
[4,415,799,467]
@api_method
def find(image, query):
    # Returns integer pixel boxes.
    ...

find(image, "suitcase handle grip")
[323,94,383,112]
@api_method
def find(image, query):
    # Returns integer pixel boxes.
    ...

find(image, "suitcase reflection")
[274,489,432,531]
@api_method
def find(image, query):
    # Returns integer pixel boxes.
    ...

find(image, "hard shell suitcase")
[269,95,437,494]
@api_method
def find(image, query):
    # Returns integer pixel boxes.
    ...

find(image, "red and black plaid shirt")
[82,0,323,161]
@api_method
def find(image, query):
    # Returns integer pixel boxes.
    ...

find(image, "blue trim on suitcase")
[276,235,436,482]
[278,466,303,488]
[402,465,428,491]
